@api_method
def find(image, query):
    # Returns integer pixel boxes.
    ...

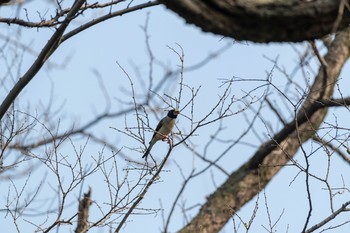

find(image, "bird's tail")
[142,144,153,159]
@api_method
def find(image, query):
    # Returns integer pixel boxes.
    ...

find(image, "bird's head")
[167,109,180,119]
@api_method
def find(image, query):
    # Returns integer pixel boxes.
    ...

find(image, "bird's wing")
[155,117,165,132]
[150,117,165,140]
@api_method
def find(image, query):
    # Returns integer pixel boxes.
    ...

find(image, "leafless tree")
[1,1,350,233]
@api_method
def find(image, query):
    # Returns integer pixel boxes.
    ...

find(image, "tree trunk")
[178,28,350,233]
[160,0,350,42]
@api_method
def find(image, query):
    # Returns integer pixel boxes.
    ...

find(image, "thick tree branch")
[75,188,92,233]
[178,28,350,233]
[160,0,350,42]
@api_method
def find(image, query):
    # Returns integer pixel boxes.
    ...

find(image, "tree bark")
[178,28,350,233]
[160,0,350,42]
[75,188,92,233]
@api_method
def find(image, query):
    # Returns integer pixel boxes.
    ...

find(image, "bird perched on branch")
[142,109,180,159]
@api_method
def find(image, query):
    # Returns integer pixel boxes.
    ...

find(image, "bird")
[142,109,180,159]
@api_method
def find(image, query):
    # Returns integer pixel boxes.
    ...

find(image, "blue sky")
[1,1,350,233]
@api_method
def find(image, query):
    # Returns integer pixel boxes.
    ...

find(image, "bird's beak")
[174,109,180,115]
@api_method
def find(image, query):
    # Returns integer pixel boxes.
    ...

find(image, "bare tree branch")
[115,145,173,233]
[305,201,350,233]
[0,0,86,121]
[178,28,350,233]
